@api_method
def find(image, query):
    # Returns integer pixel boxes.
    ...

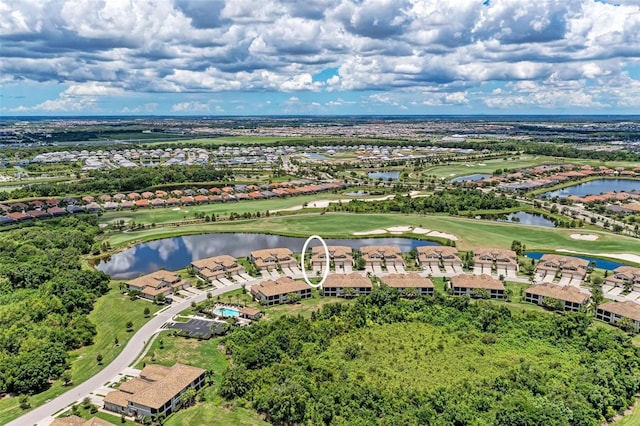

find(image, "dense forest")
[0,216,111,395]
[1,165,234,200]
[221,288,639,425]
[329,189,519,215]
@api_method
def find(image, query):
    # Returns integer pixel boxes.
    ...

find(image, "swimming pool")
[214,307,240,317]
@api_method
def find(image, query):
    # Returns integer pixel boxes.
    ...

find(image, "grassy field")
[134,333,266,425]
[103,212,640,259]
[98,194,347,225]
[0,281,161,425]
[420,155,640,179]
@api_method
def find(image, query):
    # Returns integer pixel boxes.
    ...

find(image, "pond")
[494,212,557,227]
[368,171,400,181]
[543,179,640,198]
[300,153,328,160]
[95,233,441,279]
[525,251,624,270]
[450,173,492,183]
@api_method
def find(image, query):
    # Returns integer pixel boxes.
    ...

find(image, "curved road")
[8,283,243,426]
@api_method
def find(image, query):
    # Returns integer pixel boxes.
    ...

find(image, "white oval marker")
[301,235,330,288]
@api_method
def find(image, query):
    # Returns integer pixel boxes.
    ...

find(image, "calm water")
[496,212,556,227]
[544,179,640,198]
[95,233,440,279]
[525,251,624,270]
[301,153,328,160]
[450,173,491,183]
[368,171,400,180]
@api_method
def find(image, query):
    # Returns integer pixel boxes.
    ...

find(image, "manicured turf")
[0,281,161,425]
[421,155,640,179]
[104,212,640,259]
[98,194,346,225]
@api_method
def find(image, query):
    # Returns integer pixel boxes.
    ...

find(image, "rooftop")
[322,273,372,288]
[450,274,505,290]
[525,283,590,304]
[598,301,640,322]
[251,276,311,297]
[381,273,434,288]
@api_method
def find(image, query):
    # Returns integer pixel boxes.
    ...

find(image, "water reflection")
[96,233,440,279]
[544,179,640,198]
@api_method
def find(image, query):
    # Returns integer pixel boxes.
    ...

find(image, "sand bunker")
[352,229,388,235]
[412,227,431,234]
[570,234,599,241]
[427,231,459,241]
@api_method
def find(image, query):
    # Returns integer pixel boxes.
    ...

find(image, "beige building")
[250,248,297,271]
[321,273,372,297]
[127,270,187,300]
[450,274,505,298]
[596,301,640,331]
[605,266,640,290]
[360,245,404,268]
[474,248,518,275]
[311,245,353,272]
[381,273,434,296]
[103,363,206,420]
[417,246,461,271]
[250,276,312,305]
[50,416,114,426]
[524,283,590,311]
[535,254,589,281]
[191,255,245,281]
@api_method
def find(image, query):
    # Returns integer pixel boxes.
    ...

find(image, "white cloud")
[171,101,211,112]
[1,0,640,112]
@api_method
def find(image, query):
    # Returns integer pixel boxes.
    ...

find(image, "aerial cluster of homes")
[127,245,640,331]
[0,180,347,225]
[463,163,640,192]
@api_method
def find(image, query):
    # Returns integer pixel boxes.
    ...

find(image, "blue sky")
[1,0,640,116]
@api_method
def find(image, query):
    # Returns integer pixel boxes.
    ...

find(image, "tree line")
[220,287,639,425]
[0,216,111,395]
[329,189,519,215]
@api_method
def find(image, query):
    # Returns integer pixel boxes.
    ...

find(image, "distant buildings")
[191,255,245,282]
[381,273,434,296]
[250,248,297,272]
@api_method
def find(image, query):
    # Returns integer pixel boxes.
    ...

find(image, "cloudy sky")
[1,0,640,116]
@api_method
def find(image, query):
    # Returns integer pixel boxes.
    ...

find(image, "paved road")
[8,283,243,426]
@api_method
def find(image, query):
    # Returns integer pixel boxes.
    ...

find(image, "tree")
[61,371,72,386]
[144,306,150,317]
[286,292,301,304]
[96,354,103,365]
[179,387,197,408]
[114,336,119,346]
[126,321,134,331]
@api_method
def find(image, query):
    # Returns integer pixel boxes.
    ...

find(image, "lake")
[525,251,624,270]
[95,233,440,279]
[368,171,400,181]
[495,212,556,227]
[450,173,491,183]
[301,153,328,160]
[544,179,640,198]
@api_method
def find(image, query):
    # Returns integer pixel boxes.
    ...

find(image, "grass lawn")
[98,194,346,226]
[0,281,162,425]
[420,155,640,179]
[104,212,640,260]
[134,333,266,425]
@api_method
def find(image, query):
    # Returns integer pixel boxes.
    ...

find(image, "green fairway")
[103,212,640,260]
[421,155,640,179]
[0,281,161,425]
[98,194,347,226]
